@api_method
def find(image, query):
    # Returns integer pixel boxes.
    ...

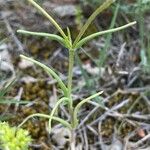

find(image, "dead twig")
[3,18,24,52]
[116,42,126,67]
[98,121,105,150]
[14,87,23,112]
[88,99,129,127]
[108,112,150,121]
[83,128,88,150]
[130,133,150,148]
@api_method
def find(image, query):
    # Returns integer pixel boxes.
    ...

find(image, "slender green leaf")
[99,1,120,67]
[18,113,72,130]
[28,0,67,39]
[75,21,136,49]
[17,30,65,45]
[48,97,69,133]
[0,38,8,45]
[73,91,103,127]
[0,80,16,98]
[73,0,115,47]
[67,27,72,47]
[67,28,72,44]
[20,55,68,96]
[0,99,29,104]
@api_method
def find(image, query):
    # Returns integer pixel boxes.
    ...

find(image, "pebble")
[53,5,77,18]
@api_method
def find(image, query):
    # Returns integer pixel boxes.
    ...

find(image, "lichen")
[0,122,31,150]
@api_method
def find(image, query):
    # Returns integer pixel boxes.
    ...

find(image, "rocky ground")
[0,0,150,150]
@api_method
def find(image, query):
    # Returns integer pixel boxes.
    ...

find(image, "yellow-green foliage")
[0,122,31,150]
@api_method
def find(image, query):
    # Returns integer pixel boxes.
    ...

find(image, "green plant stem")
[67,49,75,115]
[18,113,71,129]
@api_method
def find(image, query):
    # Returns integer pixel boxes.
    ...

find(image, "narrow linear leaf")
[18,113,72,130]
[73,91,103,126]
[17,30,65,45]
[0,115,13,121]
[67,27,72,48]
[67,27,72,46]
[73,0,115,47]
[75,21,136,49]
[27,0,67,39]
[20,55,68,96]
[0,100,29,104]
[99,1,120,67]
[0,79,16,97]
[0,38,8,45]
[75,91,103,113]
[48,97,69,133]
[52,116,72,129]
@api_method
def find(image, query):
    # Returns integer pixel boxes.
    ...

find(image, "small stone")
[20,76,37,84]
[18,59,34,69]
[53,5,77,18]
[51,126,71,147]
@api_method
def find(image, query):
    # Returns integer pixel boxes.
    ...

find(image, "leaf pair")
[48,91,104,131]
[18,90,103,131]
[17,0,136,50]
[20,55,103,130]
